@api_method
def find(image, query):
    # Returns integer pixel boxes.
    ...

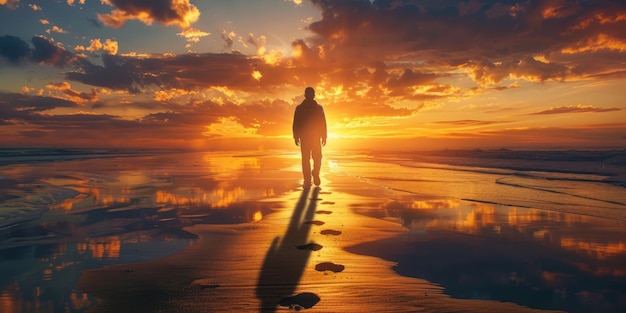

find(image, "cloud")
[77,38,118,55]
[66,0,85,6]
[98,0,200,29]
[432,120,508,126]
[221,30,236,49]
[177,27,210,44]
[28,3,41,11]
[30,36,78,66]
[0,0,19,9]
[0,35,31,63]
[304,0,626,86]
[1,35,78,66]
[528,105,622,115]
[65,54,139,92]
[562,33,626,54]
[0,92,79,124]
[44,81,98,103]
[0,35,79,66]
[46,25,69,34]
[64,52,293,93]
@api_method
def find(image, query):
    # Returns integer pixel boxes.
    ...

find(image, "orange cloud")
[153,88,196,102]
[98,0,200,29]
[541,0,577,19]
[46,25,68,34]
[177,27,210,44]
[92,38,118,55]
[0,0,19,9]
[562,33,626,53]
[45,81,98,103]
[66,0,85,6]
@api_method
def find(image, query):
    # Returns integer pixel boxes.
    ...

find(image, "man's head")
[304,87,315,100]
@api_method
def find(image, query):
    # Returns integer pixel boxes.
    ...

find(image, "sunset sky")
[0,0,624,150]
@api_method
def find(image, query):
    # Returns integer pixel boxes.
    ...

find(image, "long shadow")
[256,187,320,312]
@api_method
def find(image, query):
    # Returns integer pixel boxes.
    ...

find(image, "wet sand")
[78,182,557,312]
[1,150,625,312]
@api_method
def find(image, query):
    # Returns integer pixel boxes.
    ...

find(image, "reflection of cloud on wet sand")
[346,195,626,313]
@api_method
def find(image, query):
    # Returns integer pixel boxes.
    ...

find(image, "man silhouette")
[292,87,327,189]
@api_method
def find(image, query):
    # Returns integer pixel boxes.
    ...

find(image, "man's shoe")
[313,174,321,186]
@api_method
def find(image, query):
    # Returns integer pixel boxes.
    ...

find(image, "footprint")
[319,191,332,195]
[279,292,320,310]
[297,243,323,251]
[315,262,345,273]
[305,220,325,226]
[320,201,335,205]
[315,210,332,215]
[320,229,342,236]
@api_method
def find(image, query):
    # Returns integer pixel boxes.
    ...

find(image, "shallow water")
[329,154,626,220]
[0,150,624,312]
[0,151,301,312]
[328,153,626,312]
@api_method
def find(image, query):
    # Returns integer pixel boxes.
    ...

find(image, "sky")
[0,0,625,151]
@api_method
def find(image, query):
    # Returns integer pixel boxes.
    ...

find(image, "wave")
[495,177,626,207]
[0,148,162,166]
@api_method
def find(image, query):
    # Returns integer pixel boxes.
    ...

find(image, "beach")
[0,149,625,312]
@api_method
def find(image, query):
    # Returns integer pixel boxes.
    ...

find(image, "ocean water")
[329,150,626,221]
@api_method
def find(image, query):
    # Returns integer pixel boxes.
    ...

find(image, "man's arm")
[321,107,327,146]
[292,106,300,146]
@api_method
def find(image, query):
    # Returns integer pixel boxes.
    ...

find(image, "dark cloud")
[0,92,80,124]
[0,35,31,64]
[65,54,140,92]
[30,36,78,66]
[65,52,299,93]
[305,0,626,84]
[0,36,79,67]
[529,105,622,115]
[0,92,78,111]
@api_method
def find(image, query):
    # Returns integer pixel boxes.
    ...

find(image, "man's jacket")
[292,99,327,140]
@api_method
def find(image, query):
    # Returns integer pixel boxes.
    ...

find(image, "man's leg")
[300,141,312,188]
[311,139,322,186]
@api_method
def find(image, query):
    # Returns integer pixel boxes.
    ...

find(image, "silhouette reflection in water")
[256,187,321,312]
